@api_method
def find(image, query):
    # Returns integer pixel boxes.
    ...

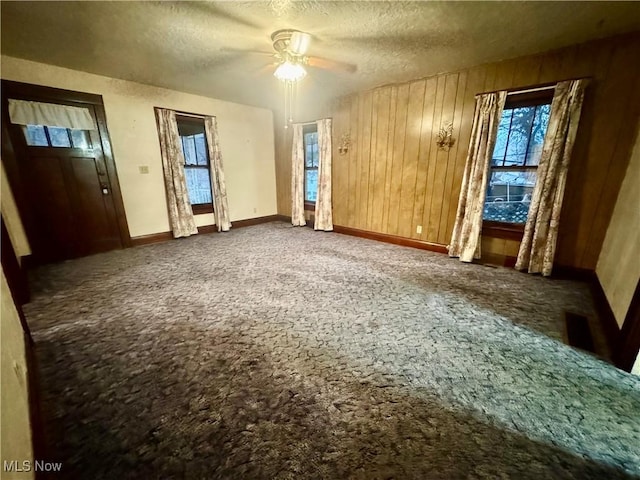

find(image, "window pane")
[483,170,537,223]
[492,110,511,166]
[47,127,71,147]
[305,169,318,202]
[194,133,208,165]
[23,125,48,146]
[184,167,212,205]
[70,129,90,149]
[503,107,536,166]
[525,104,551,166]
[181,136,197,165]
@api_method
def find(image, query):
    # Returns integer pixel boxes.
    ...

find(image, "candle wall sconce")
[338,133,350,155]
[436,122,455,151]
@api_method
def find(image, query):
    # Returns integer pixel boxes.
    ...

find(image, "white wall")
[1,269,34,479]
[596,125,640,329]
[1,56,278,238]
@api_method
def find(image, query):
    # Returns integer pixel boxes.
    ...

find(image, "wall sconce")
[436,122,455,151]
[338,133,350,155]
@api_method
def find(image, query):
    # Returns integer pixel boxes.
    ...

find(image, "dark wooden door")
[2,81,129,264]
[18,133,122,262]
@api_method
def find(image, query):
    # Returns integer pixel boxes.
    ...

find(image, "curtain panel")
[204,116,232,232]
[291,124,306,227]
[155,108,198,238]
[9,99,96,130]
[314,118,333,231]
[449,91,507,262]
[515,79,587,276]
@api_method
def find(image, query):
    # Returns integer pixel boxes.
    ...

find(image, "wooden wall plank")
[411,77,438,239]
[387,84,410,235]
[357,91,374,230]
[429,73,459,242]
[422,75,447,242]
[397,79,426,239]
[332,98,350,226]
[438,71,468,245]
[381,86,398,232]
[511,54,543,89]
[370,87,392,233]
[347,95,360,227]
[366,90,380,230]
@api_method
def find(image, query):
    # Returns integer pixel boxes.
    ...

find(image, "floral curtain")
[204,116,232,232]
[516,80,587,276]
[291,124,306,226]
[449,91,507,262]
[314,118,333,231]
[155,108,198,238]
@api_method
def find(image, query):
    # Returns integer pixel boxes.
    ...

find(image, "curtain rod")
[507,85,556,96]
[476,77,591,97]
[154,107,208,119]
[293,121,318,126]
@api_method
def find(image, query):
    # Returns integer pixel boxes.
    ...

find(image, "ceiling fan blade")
[306,56,357,74]
[289,31,312,55]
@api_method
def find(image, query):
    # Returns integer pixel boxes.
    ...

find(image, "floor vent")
[564,311,596,353]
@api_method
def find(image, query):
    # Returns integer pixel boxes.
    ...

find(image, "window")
[304,125,319,207]
[22,125,91,149]
[483,92,552,228]
[176,116,213,214]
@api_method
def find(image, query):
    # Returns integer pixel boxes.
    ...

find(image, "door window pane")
[184,168,212,205]
[23,125,48,146]
[48,127,71,147]
[70,129,91,149]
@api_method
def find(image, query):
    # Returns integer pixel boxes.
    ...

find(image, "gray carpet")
[25,221,640,479]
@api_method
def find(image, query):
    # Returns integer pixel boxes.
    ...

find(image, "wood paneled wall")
[275,32,640,270]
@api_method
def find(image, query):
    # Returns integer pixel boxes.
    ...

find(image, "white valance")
[8,99,96,130]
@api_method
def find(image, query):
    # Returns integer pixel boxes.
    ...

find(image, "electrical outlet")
[416,225,423,234]
[138,165,149,174]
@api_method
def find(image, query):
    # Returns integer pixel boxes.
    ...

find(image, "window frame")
[303,124,319,211]
[175,114,214,215]
[482,90,554,240]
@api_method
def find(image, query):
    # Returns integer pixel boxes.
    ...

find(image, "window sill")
[482,221,524,241]
[192,203,214,215]
[304,201,316,212]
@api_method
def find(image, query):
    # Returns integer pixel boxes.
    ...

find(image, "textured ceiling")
[2,1,640,111]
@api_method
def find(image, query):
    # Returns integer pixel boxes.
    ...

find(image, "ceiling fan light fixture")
[274,60,307,82]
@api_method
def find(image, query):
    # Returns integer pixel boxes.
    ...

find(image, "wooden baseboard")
[130,231,174,247]
[233,214,282,228]
[130,214,283,247]
[332,225,448,254]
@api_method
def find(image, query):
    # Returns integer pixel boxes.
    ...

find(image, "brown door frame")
[1,80,131,260]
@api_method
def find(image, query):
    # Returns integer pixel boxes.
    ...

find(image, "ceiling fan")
[264,29,357,81]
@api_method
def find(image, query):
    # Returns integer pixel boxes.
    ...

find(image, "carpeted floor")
[25,222,640,479]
